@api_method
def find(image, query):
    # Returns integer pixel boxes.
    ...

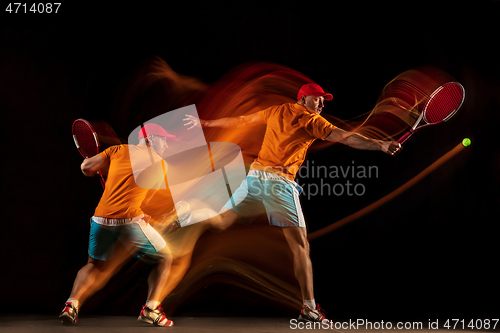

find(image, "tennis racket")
[72,119,106,189]
[397,82,465,145]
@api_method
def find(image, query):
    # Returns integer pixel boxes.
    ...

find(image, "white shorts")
[223,170,305,227]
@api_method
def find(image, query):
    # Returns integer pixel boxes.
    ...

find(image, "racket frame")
[72,119,106,189]
[397,82,465,144]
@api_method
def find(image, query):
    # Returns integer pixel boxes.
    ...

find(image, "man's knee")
[283,227,310,253]
[142,245,172,265]
[87,256,106,269]
[210,209,241,233]
[160,248,173,263]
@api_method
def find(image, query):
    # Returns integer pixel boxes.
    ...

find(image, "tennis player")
[59,123,177,327]
[182,82,401,323]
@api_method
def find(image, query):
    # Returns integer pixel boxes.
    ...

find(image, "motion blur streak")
[308,141,468,240]
[104,58,459,312]
[161,224,302,312]
[197,62,314,164]
[347,66,455,141]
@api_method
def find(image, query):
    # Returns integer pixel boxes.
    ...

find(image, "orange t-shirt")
[94,144,167,219]
[251,103,336,180]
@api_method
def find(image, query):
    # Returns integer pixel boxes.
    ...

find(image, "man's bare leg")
[68,256,107,306]
[146,246,173,303]
[151,208,242,304]
[282,227,314,301]
[183,207,241,232]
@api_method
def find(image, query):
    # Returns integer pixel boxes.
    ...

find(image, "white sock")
[67,298,79,310]
[303,299,316,309]
[146,300,160,310]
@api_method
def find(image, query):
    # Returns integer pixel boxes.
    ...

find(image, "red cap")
[297,83,333,101]
[138,123,176,140]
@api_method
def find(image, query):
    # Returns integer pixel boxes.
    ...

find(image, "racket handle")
[397,130,414,145]
[98,169,106,189]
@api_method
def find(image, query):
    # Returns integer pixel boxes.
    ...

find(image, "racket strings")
[73,122,99,157]
[424,83,464,124]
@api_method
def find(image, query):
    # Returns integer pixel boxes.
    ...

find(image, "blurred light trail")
[308,141,469,240]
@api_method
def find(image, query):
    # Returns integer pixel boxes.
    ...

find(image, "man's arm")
[81,155,107,177]
[184,112,265,129]
[326,127,401,155]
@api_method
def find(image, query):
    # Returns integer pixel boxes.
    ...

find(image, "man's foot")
[138,304,174,327]
[298,304,328,323]
[59,302,78,325]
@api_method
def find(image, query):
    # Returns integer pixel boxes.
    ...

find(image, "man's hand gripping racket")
[72,119,106,189]
[397,82,465,145]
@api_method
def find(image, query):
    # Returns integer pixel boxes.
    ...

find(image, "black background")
[1,2,499,321]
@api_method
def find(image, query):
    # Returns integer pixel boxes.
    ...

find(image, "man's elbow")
[237,116,248,127]
[326,129,349,143]
[81,160,95,177]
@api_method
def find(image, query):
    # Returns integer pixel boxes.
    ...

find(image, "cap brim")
[161,133,177,140]
[138,133,177,140]
[322,93,334,101]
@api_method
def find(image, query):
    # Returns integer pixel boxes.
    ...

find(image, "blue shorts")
[223,170,305,227]
[88,217,166,261]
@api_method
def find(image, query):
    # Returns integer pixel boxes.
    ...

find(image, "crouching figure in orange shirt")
[59,123,177,327]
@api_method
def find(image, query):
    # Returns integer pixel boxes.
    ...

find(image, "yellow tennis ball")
[462,138,471,147]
